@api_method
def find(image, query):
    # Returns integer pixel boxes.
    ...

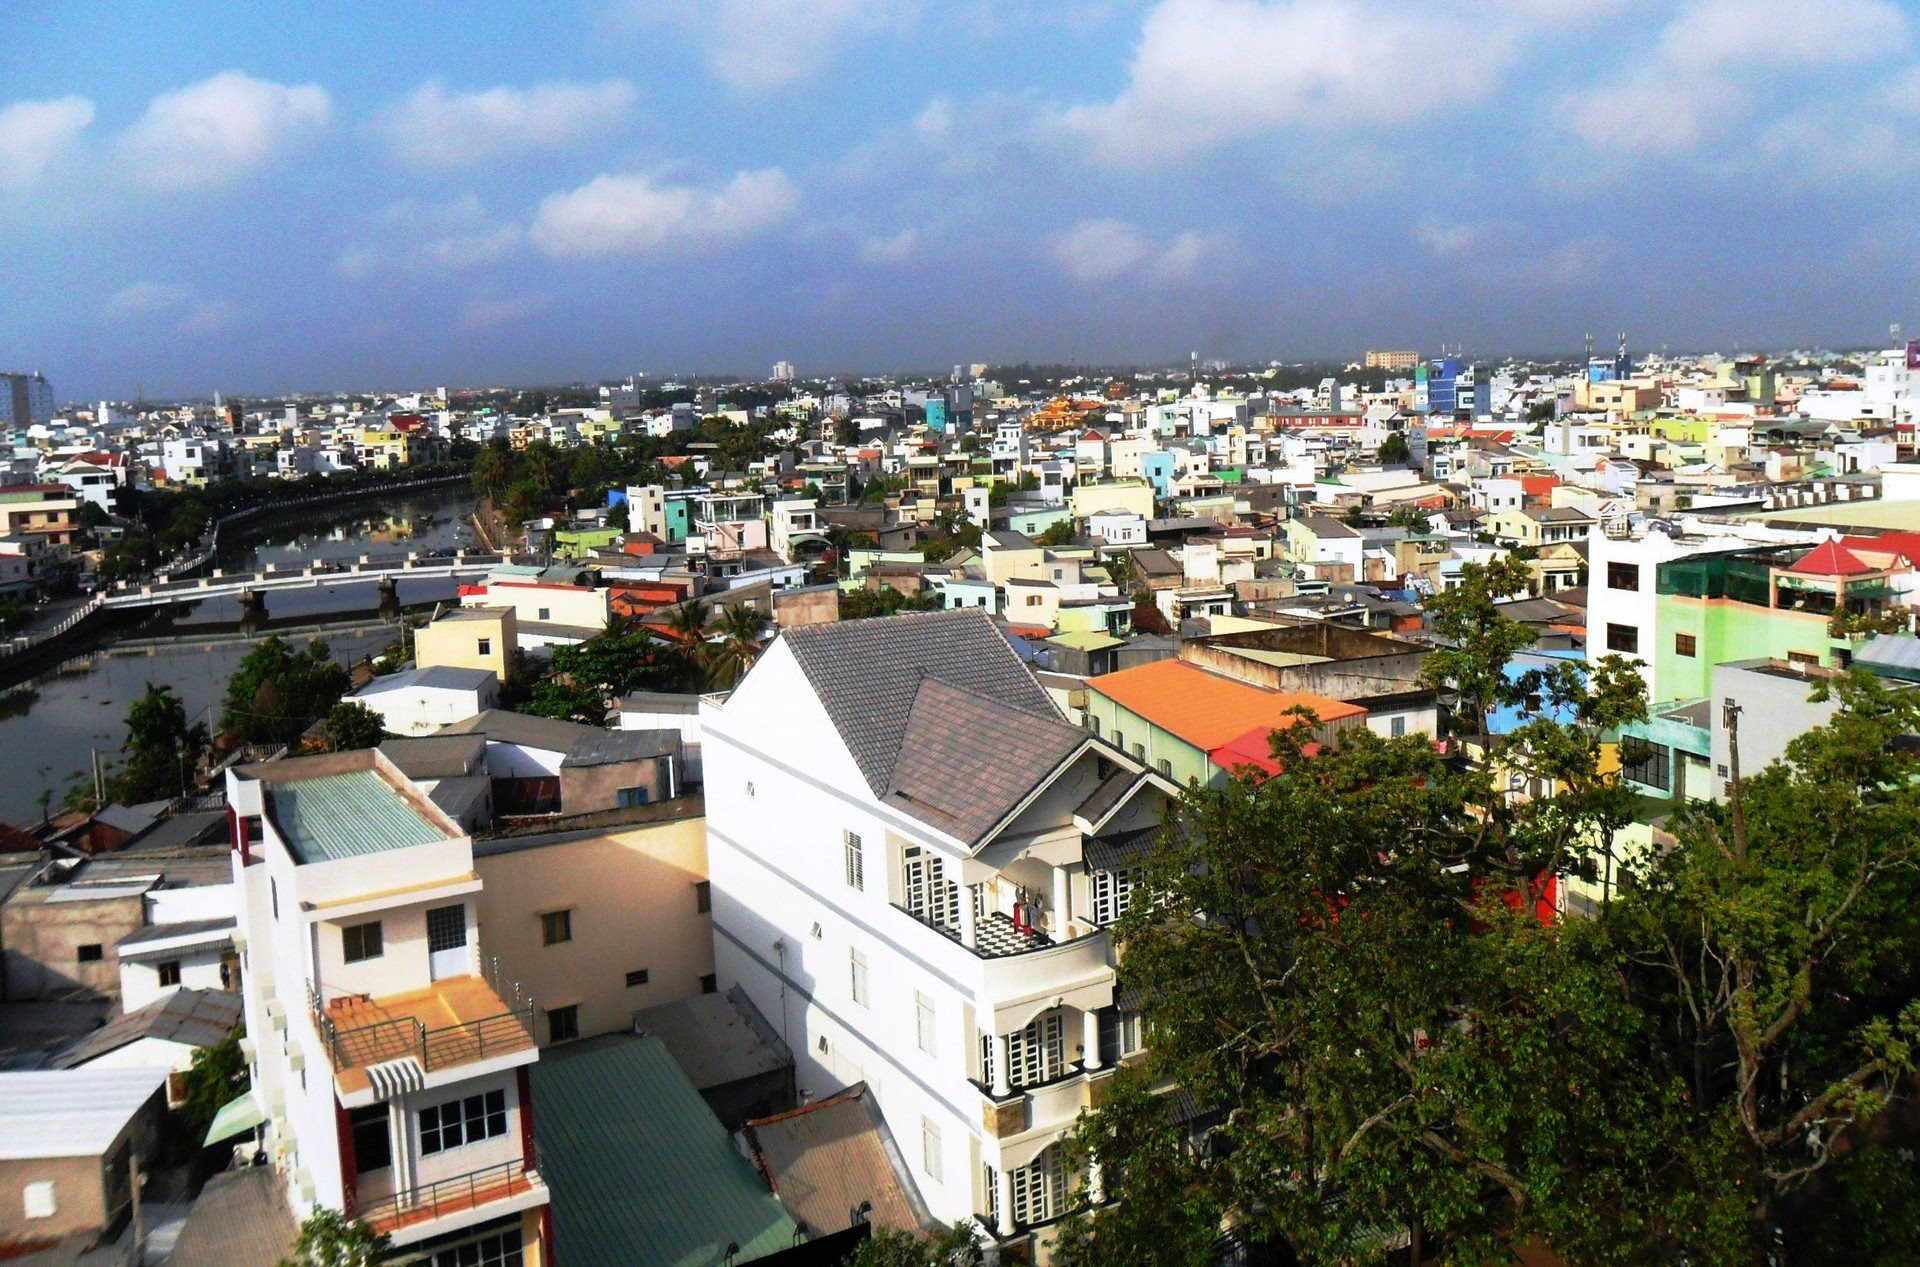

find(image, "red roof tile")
[1786,540,1874,577]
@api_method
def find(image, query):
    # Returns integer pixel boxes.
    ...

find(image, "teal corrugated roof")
[267,772,443,863]
[531,1034,797,1267]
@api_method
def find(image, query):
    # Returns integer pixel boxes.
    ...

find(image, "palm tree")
[662,599,712,689]
[704,603,770,690]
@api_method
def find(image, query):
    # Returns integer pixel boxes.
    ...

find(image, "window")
[545,1005,579,1043]
[700,973,717,994]
[850,949,869,1007]
[915,992,937,1057]
[342,921,383,963]
[983,1012,1067,1090]
[695,881,711,914]
[1025,594,1042,607]
[1788,650,1819,667]
[844,831,864,890]
[1092,868,1140,926]
[1012,1148,1065,1225]
[22,1181,55,1219]
[429,1228,524,1267]
[537,607,551,621]
[1620,737,1672,793]
[541,910,572,946]
[1390,716,1407,739]
[419,1089,508,1154]
[77,943,103,963]
[921,1118,944,1182]
[1605,623,1639,654]
[270,878,278,919]
[1112,729,1125,751]
[1675,632,1697,657]
[1607,561,1640,591]
[617,786,649,808]
[477,638,491,656]
[902,846,960,931]
[157,960,182,987]
[1100,1006,1146,1059]
[1157,759,1172,776]
[349,1104,391,1174]
[625,968,650,988]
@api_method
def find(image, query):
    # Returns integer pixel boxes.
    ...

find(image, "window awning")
[202,1089,264,1147]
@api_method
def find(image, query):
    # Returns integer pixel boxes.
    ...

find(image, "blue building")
[1414,358,1490,417]
[924,397,948,433]
[0,372,54,427]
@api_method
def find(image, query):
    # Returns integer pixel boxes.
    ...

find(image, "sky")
[3,0,1919,400]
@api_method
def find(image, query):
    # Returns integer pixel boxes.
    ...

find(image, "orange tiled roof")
[1090,659,1365,752]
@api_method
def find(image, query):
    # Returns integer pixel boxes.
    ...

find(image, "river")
[0,483,480,823]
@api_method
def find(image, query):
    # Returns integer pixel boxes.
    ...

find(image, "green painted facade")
[1082,693,1214,788]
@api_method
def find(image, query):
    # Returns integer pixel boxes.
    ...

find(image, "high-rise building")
[772,361,796,382]
[0,372,55,427]
[1364,350,1418,372]
[1413,357,1490,417]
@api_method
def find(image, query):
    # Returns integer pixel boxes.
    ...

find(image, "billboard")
[1907,339,1920,370]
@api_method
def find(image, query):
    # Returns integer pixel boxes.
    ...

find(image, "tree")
[841,1221,979,1266]
[281,1208,390,1267]
[223,636,350,747]
[1386,504,1429,532]
[839,586,941,620]
[179,1027,246,1145]
[1377,432,1412,465]
[1342,502,1365,526]
[118,683,209,802]
[1035,519,1077,547]
[322,701,386,752]
[661,599,713,688]
[704,603,769,690]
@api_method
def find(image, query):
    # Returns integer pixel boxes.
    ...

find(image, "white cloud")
[1056,0,1516,165]
[336,197,523,278]
[628,0,916,90]
[384,79,637,168]
[860,228,921,264]
[105,280,235,333]
[119,71,330,190]
[0,96,95,189]
[1658,0,1907,68]
[529,168,799,257]
[1050,218,1215,283]
[1414,219,1488,262]
[1562,74,1731,154]
[462,294,550,330]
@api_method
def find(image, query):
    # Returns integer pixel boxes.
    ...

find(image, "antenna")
[1583,332,1594,361]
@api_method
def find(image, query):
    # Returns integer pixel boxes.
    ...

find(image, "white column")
[959,883,978,951]
[1050,864,1070,937]
[1089,1157,1105,1205]
[1081,1007,1102,1071]
[992,1032,1011,1098]
[996,1166,1015,1237]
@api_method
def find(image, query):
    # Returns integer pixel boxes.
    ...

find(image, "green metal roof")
[531,1034,798,1267]
[266,772,444,863]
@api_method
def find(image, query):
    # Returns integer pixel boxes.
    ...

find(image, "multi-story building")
[0,372,55,427]
[702,610,1179,1256]
[227,751,552,1265]
[1365,349,1418,372]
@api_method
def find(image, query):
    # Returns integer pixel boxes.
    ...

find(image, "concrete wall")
[472,811,712,1045]
[1,892,144,1002]
[558,753,677,816]
[0,1088,163,1246]
[416,609,517,684]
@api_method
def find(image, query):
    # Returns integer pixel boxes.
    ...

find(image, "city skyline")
[5,0,1919,400]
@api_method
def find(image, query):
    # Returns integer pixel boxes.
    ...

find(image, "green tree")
[280,1208,390,1267]
[1342,502,1365,526]
[223,636,350,747]
[703,603,769,690]
[841,1221,979,1266]
[117,683,209,802]
[839,586,941,620]
[661,599,713,688]
[1034,519,1077,547]
[322,701,386,752]
[1377,432,1412,465]
[179,1027,247,1145]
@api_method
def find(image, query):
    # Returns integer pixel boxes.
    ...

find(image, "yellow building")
[1070,477,1155,522]
[416,606,518,682]
[472,806,714,1044]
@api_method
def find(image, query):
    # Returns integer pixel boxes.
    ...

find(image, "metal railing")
[309,961,535,1075]
[352,1157,536,1231]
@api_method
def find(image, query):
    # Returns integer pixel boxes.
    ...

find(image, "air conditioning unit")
[286,1048,305,1073]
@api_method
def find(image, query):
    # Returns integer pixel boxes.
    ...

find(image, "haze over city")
[7,0,1920,399]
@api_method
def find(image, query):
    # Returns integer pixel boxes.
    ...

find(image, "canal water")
[0,484,480,823]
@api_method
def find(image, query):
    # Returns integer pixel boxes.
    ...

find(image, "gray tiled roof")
[50,987,241,1069]
[379,734,488,780]
[561,729,678,768]
[742,1083,932,1237]
[882,678,1087,845]
[780,608,1060,796]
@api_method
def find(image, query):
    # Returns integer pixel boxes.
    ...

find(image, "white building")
[702,610,1178,1256]
[351,667,499,737]
[227,751,551,1265]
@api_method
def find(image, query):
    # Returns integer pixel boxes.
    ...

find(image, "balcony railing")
[351,1157,540,1235]
[315,1000,535,1075]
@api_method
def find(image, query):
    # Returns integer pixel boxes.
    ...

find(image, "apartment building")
[227,751,551,1266]
[702,609,1179,1257]
[0,483,80,551]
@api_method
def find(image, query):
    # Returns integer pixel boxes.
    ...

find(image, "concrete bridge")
[100,551,506,609]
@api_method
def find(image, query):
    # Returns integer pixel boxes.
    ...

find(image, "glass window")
[429,1227,523,1267]
[921,1118,943,1182]
[1620,737,1672,793]
[342,921,383,963]
[545,1005,579,1043]
[419,1089,508,1155]
[1605,623,1639,654]
[844,831,864,890]
[850,949,869,1007]
[541,910,572,946]
[915,992,937,1057]
[617,786,649,808]
[349,1104,391,1174]
[477,638,491,656]
[1092,868,1140,925]
[157,960,182,987]
[1606,562,1640,590]
[625,968,649,988]
[1675,632,1697,657]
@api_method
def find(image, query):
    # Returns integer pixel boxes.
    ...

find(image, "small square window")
[700,973,717,994]
[342,921,383,963]
[625,968,650,988]
[22,1180,56,1219]
[546,1004,579,1043]
[537,607,552,621]
[541,910,572,946]
[1675,632,1697,657]
[157,960,182,987]
[694,881,711,914]
[76,943,103,963]
[617,786,649,808]
[477,637,491,655]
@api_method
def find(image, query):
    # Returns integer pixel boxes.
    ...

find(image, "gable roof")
[50,987,241,1069]
[779,608,1060,797]
[1089,659,1365,754]
[742,1084,932,1237]
[1788,539,1875,577]
[882,679,1089,845]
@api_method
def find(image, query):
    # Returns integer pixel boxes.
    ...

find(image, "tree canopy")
[222,636,350,747]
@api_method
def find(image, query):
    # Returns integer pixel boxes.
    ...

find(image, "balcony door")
[426,904,470,981]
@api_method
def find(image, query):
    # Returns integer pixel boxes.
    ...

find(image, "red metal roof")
[1787,540,1874,577]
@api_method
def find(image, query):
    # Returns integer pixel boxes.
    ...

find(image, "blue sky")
[4,0,1918,400]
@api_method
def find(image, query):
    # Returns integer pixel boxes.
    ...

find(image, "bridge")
[99,551,507,609]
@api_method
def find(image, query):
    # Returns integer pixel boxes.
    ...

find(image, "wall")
[416,609,516,684]
[1,891,144,1002]
[558,754,677,816]
[1656,596,1834,703]
[1709,663,1843,799]
[472,812,712,1044]
[120,945,230,1011]
[0,1091,162,1246]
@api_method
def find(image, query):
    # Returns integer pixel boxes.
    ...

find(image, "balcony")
[352,1158,545,1240]
[311,973,535,1097]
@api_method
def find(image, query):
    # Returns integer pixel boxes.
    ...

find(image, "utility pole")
[91,747,104,807]
[129,1151,145,1266]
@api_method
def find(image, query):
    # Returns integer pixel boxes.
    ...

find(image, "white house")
[702,609,1179,1257]
[226,750,551,1264]
[351,667,499,737]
